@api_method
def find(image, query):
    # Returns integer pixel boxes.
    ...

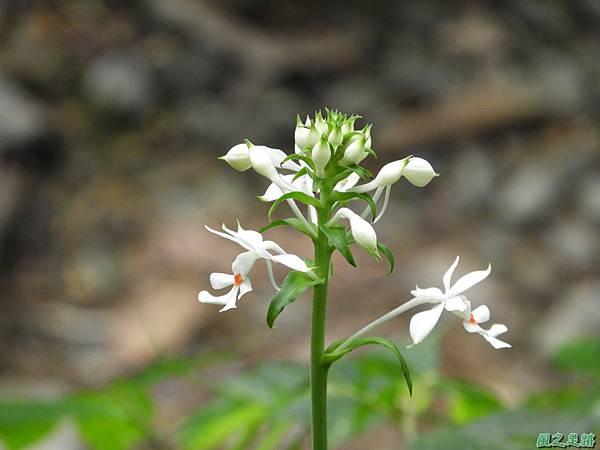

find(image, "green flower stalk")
[198,109,509,449]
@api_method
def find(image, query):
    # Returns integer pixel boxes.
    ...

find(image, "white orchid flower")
[409,256,491,346]
[461,302,511,349]
[350,156,431,224]
[205,223,312,274]
[198,251,256,312]
[328,207,379,258]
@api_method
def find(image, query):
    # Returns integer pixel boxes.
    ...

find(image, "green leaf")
[281,153,316,171]
[323,337,412,395]
[261,218,318,240]
[331,191,377,219]
[0,401,67,450]
[441,380,504,425]
[72,382,152,450]
[268,192,321,221]
[267,271,322,328]
[377,242,395,274]
[319,223,356,267]
[553,337,600,376]
[255,421,293,450]
[292,166,310,182]
[179,400,267,450]
[342,164,373,179]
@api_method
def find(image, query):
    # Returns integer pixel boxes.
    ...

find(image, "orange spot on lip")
[234,273,243,286]
[468,313,477,325]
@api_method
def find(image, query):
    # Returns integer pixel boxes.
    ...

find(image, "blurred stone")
[578,174,600,224]
[544,218,599,273]
[535,280,600,355]
[495,159,565,227]
[507,240,557,297]
[82,53,156,116]
[63,247,121,304]
[0,165,26,241]
[511,0,573,40]
[449,147,495,210]
[0,77,49,154]
[533,52,585,115]
[379,43,449,104]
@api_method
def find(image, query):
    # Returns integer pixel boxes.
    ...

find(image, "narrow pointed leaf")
[323,337,412,395]
[260,218,317,240]
[267,271,322,328]
[268,192,321,221]
[281,153,316,171]
[377,243,395,274]
[330,192,377,219]
[319,224,356,267]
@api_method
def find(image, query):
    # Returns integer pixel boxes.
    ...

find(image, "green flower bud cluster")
[295,109,374,178]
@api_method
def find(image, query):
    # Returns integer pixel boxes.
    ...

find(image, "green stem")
[311,199,332,450]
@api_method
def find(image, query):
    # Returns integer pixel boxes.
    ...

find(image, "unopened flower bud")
[335,208,379,257]
[403,157,438,187]
[340,136,368,165]
[312,136,331,178]
[361,124,372,149]
[328,126,343,148]
[314,112,328,134]
[341,117,356,136]
[219,143,252,171]
[295,115,320,150]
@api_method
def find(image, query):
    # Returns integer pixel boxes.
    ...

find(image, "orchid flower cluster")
[197,109,509,449]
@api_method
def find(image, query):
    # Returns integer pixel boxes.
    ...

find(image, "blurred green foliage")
[1,338,599,449]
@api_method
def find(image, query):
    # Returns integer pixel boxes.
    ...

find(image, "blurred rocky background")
[0,0,599,448]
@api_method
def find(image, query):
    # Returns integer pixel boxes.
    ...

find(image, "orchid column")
[198,109,509,450]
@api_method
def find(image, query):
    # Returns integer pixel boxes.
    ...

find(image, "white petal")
[262,240,286,255]
[445,296,468,312]
[198,288,234,306]
[482,334,512,349]
[239,277,253,297]
[487,323,508,338]
[403,157,437,187]
[351,179,378,194]
[219,286,241,312]
[410,286,443,299]
[334,173,360,192]
[249,146,278,179]
[443,256,460,293]
[409,303,445,345]
[261,146,300,171]
[471,305,490,324]
[259,182,284,202]
[447,263,491,297]
[233,224,264,248]
[231,251,258,276]
[270,254,309,272]
[205,225,248,249]
[217,223,260,251]
[337,208,378,256]
[210,273,234,289]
